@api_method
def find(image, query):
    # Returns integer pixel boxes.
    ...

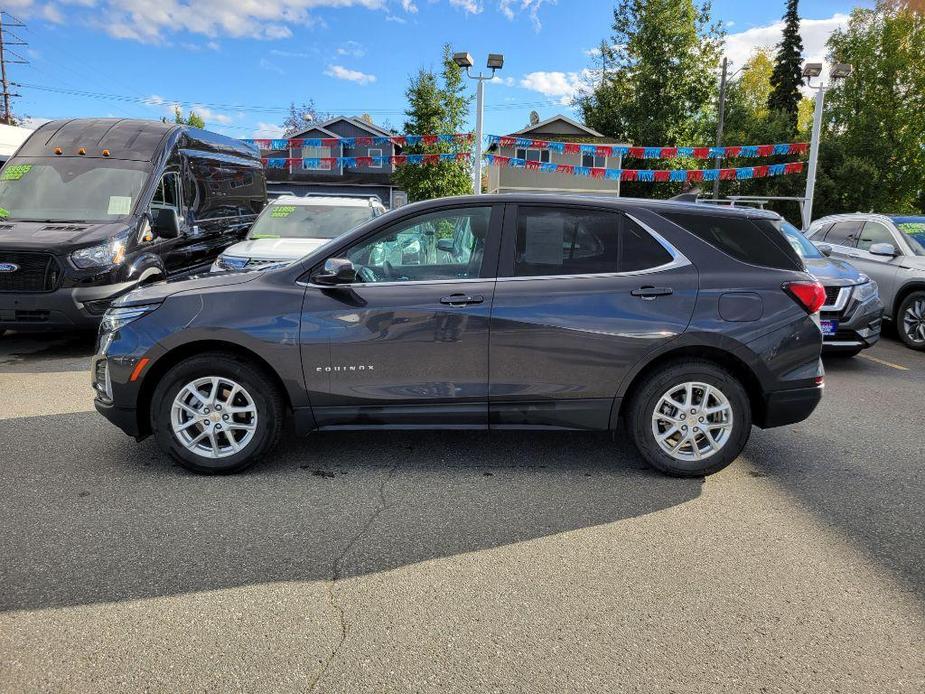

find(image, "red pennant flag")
[628,147,645,159]
[423,135,439,146]
[693,147,710,159]
[654,170,670,182]
[688,169,704,182]
[424,153,440,165]
[757,145,773,157]
[660,147,677,159]
[790,143,808,155]
[621,170,639,181]
[720,168,737,180]
[392,136,406,147]
[753,165,769,178]
[591,167,606,179]
[564,143,580,155]
[556,164,574,175]
[288,139,302,148]
[595,146,611,158]
[391,155,406,165]
[321,158,337,168]
[356,157,373,167]
[456,152,470,160]
[499,136,516,148]
[724,146,741,158]
[531,139,547,148]
[321,138,339,147]
[356,137,372,147]
[525,159,542,170]
[260,158,269,165]
[785,162,804,174]
[494,156,511,166]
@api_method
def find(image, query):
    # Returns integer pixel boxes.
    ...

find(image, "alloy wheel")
[651,381,734,462]
[902,298,925,344]
[171,376,258,459]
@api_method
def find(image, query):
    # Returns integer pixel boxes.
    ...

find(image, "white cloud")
[400,0,417,11]
[254,121,286,138]
[519,70,592,105]
[724,12,851,92]
[490,75,515,86]
[449,0,482,14]
[259,57,285,74]
[20,117,51,130]
[324,64,377,85]
[336,40,365,58]
[189,105,234,125]
[499,0,555,30]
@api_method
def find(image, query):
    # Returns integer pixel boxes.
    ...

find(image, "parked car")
[807,213,925,350]
[0,118,266,330]
[211,195,386,272]
[777,221,882,356]
[92,195,825,477]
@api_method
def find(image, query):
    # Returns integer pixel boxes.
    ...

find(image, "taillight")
[783,280,826,314]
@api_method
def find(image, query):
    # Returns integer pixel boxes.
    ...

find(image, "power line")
[0,11,28,124]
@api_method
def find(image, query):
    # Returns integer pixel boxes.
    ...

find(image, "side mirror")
[817,243,833,257]
[313,258,357,285]
[151,208,181,239]
[869,242,897,257]
[436,238,455,253]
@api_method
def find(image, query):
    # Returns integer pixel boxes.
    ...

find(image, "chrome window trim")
[299,276,490,289]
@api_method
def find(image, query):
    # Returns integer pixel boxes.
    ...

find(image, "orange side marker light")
[130,357,150,382]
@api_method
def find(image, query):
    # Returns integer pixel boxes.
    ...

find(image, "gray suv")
[807,213,925,350]
[92,195,826,477]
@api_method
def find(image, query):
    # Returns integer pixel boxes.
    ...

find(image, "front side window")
[150,172,181,215]
[0,157,151,222]
[513,207,671,277]
[342,206,491,283]
[856,221,896,252]
[769,220,823,259]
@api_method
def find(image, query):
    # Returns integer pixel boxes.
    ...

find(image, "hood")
[113,270,261,307]
[0,218,133,252]
[222,237,332,262]
[803,255,864,285]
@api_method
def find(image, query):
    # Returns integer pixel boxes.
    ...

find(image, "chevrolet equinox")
[92,195,825,477]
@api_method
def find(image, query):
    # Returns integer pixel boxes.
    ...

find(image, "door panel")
[844,221,903,309]
[489,204,699,430]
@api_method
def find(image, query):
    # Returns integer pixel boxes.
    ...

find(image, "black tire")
[626,359,752,477]
[151,352,284,474]
[897,290,925,351]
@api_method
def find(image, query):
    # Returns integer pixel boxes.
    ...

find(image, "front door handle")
[631,286,673,300]
[440,293,484,306]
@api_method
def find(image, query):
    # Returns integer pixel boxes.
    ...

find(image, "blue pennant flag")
[677,147,694,158]
[736,167,754,180]
[510,157,526,168]
[341,157,357,168]
[605,169,622,180]
[405,136,422,146]
[579,144,597,154]
[574,166,591,177]
[540,162,557,173]
[769,163,786,175]
[372,156,389,166]
[773,144,790,156]
[702,169,719,181]
[637,170,655,181]
[484,154,495,166]
[739,145,758,158]
[643,148,661,159]
[266,158,287,168]
[302,138,322,148]
[547,141,565,154]
[670,170,688,182]
[406,154,424,164]
[708,147,724,159]
[515,137,532,148]
[270,139,289,150]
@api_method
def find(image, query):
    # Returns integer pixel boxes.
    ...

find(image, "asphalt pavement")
[0,328,923,693]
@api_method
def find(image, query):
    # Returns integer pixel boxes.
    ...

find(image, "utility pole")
[712,57,728,200]
[0,12,27,125]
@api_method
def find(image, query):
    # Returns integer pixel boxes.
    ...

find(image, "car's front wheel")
[151,353,284,474]
[627,360,752,477]
[898,291,925,351]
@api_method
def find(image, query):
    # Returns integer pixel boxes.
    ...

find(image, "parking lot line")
[857,353,909,371]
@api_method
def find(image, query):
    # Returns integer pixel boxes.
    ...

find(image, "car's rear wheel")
[627,360,752,477]
[151,353,283,474]
[897,291,925,351]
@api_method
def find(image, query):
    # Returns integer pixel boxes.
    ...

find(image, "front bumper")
[94,398,141,437]
[0,281,140,330]
[821,294,884,353]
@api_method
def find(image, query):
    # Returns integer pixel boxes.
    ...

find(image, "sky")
[5,0,868,142]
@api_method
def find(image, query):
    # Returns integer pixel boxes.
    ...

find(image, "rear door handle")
[440,293,484,306]
[631,286,673,299]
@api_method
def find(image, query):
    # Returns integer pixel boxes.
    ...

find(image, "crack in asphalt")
[308,461,400,692]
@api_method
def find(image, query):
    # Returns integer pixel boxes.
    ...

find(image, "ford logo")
[0,262,19,273]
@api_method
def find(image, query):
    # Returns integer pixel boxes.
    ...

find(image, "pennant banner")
[486,135,809,160]
[246,133,473,150]
[483,154,805,182]
[261,152,472,169]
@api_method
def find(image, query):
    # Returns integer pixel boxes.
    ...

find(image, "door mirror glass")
[869,242,897,257]
[151,207,180,239]
[817,243,832,256]
[313,257,357,285]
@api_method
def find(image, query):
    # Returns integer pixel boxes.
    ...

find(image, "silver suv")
[806,214,925,350]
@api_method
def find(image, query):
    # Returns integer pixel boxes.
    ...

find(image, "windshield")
[891,217,925,256]
[0,157,151,222]
[248,203,374,240]
[778,220,823,259]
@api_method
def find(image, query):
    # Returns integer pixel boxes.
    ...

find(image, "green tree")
[817,0,925,215]
[767,0,805,133]
[173,106,205,129]
[577,0,723,146]
[392,44,473,201]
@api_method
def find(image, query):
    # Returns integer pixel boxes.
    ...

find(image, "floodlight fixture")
[487,53,504,70]
[830,63,853,79]
[802,63,823,78]
[453,52,474,69]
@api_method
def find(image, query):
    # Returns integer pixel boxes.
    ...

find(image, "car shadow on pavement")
[0,413,704,612]
[0,330,97,372]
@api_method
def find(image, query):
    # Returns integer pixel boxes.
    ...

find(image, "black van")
[0,118,266,329]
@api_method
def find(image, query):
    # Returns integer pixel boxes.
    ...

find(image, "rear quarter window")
[660,212,803,271]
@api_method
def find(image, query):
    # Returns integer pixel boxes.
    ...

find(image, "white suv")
[211,195,386,273]
[806,213,925,350]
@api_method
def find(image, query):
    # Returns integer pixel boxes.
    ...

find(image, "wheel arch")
[892,281,925,320]
[135,339,293,438]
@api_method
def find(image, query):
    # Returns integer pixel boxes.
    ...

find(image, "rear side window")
[661,212,802,271]
[823,221,861,247]
[513,207,672,277]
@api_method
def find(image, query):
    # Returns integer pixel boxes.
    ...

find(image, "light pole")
[801,61,852,229]
[713,58,749,200]
[454,52,504,195]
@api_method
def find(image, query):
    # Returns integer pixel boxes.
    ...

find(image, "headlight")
[99,303,159,334]
[853,278,879,302]
[71,239,127,269]
[217,255,249,271]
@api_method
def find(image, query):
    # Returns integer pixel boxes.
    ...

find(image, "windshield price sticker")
[107,196,133,215]
[1,164,32,181]
[270,205,296,218]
